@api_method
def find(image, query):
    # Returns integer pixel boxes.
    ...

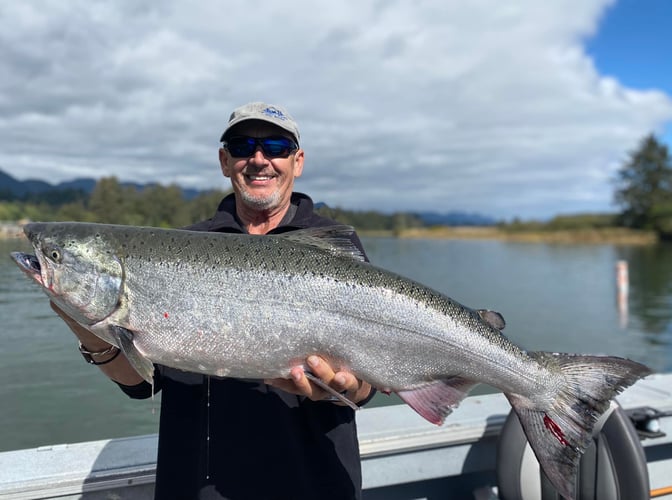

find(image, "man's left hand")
[265,355,372,405]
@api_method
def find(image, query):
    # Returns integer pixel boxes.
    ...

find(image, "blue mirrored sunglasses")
[224,136,298,158]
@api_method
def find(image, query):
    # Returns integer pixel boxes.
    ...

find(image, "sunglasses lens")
[226,136,297,158]
[226,137,256,157]
[262,138,293,157]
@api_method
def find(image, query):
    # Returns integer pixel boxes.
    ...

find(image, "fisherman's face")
[220,121,304,213]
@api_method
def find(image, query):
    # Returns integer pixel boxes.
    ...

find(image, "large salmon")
[11,221,650,499]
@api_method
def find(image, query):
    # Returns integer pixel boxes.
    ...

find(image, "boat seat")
[496,401,649,499]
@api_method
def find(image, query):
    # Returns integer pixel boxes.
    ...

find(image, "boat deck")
[1,373,671,499]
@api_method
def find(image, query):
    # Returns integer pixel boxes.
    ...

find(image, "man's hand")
[265,355,372,406]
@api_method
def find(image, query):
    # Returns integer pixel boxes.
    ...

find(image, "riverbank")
[0,222,23,239]
[1,221,659,245]
[363,226,659,245]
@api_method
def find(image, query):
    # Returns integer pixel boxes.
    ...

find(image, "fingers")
[264,357,332,399]
[265,355,366,405]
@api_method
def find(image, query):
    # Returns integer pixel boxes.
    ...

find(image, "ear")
[219,148,231,177]
[293,149,305,178]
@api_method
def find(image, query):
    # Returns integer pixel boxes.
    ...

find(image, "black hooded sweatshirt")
[117,192,371,500]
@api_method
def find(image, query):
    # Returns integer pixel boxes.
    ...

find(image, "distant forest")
[1,133,671,237]
[0,176,429,232]
[0,175,625,235]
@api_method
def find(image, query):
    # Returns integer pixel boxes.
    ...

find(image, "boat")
[0,373,670,499]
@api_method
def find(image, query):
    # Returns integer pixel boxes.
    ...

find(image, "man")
[53,102,374,499]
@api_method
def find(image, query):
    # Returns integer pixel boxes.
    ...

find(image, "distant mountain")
[0,168,203,200]
[56,178,98,193]
[0,170,53,197]
[314,202,496,227]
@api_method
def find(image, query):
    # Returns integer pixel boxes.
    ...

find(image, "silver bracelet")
[78,342,117,357]
[78,341,121,365]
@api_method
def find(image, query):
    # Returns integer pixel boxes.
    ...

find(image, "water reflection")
[615,260,628,329]
[617,244,672,345]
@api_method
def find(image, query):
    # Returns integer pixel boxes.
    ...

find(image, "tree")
[187,189,231,224]
[614,134,672,236]
[88,177,141,224]
[134,184,189,228]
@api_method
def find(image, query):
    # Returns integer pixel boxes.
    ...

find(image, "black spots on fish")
[308,270,347,287]
[392,277,438,304]
[309,268,328,279]
[259,261,273,271]
[119,242,131,260]
[395,280,424,296]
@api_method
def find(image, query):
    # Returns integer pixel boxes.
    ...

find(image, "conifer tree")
[614,134,672,236]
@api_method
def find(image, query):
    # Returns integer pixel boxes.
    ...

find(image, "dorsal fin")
[478,309,506,330]
[277,225,366,262]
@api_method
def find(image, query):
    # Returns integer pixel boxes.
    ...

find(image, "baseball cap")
[220,102,300,144]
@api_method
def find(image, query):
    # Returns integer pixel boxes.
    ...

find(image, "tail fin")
[505,353,650,500]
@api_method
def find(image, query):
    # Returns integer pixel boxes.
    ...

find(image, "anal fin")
[397,377,479,425]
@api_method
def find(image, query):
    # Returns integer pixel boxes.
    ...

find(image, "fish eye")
[47,248,61,262]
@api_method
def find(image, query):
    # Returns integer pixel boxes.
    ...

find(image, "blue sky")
[587,0,672,144]
[0,1,671,220]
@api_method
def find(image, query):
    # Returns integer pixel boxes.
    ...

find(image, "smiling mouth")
[246,174,275,181]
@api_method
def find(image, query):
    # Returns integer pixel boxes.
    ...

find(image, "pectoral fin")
[108,325,156,385]
[304,372,359,410]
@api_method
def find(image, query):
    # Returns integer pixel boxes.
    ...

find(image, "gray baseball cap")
[219,102,300,143]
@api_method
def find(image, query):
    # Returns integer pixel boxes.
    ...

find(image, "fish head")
[11,222,123,325]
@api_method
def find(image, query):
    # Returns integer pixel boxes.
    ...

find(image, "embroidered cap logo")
[263,106,288,121]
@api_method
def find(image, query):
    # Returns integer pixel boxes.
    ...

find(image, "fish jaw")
[10,252,44,286]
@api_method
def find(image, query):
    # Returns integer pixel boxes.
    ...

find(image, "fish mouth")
[10,252,44,286]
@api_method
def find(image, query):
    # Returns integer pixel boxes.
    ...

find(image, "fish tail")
[505,353,651,500]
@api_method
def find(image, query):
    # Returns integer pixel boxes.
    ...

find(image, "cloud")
[0,0,670,219]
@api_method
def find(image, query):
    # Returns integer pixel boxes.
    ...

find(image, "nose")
[249,147,268,164]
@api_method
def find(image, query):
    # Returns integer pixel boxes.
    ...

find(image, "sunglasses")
[224,136,298,158]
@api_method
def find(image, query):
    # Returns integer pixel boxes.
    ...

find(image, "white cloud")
[0,0,670,219]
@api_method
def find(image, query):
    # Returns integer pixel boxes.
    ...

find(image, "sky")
[1,0,670,221]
